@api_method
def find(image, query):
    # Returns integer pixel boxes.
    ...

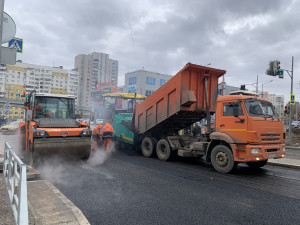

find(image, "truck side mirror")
[26,110,33,121]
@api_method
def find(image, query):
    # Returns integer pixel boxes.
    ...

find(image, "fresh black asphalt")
[38,149,300,225]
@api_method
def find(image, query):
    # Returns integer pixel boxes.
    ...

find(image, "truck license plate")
[269,153,276,158]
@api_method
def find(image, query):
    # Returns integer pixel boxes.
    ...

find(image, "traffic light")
[273,60,283,76]
[276,61,280,70]
[266,61,275,76]
[22,91,28,98]
[277,69,284,78]
[284,105,289,114]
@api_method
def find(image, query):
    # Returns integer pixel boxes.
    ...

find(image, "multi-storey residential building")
[74,52,118,108]
[124,70,172,97]
[267,94,284,119]
[0,62,79,119]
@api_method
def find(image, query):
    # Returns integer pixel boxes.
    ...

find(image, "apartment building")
[124,69,172,97]
[0,62,79,119]
[267,94,285,119]
[74,52,118,108]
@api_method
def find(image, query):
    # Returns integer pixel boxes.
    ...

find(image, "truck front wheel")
[246,160,268,168]
[141,137,155,157]
[211,145,235,173]
[156,139,172,161]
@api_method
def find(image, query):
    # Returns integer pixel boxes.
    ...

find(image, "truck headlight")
[33,129,49,137]
[80,129,91,136]
[251,148,261,154]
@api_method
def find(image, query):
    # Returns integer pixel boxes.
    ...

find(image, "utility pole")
[296,102,298,120]
[0,0,4,65]
[288,56,294,145]
[256,75,258,93]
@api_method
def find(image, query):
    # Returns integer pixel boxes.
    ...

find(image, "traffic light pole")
[0,0,4,65]
[286,56,294,145]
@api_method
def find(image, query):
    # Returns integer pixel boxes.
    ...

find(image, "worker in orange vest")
[92,124,103,150]
[101,122,114,152]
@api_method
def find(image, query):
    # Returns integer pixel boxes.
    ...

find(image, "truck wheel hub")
[216,152,228,166]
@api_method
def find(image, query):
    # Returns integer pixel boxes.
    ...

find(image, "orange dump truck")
[129,63,285,173]
[19,91,92,165]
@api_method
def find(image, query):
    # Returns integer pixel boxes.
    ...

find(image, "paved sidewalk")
[1,161,90,225]
[268,158,300,169]
[267,147,300,169]
[28,180,90,224]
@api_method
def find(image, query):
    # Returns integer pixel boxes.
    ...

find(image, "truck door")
[218,101,248,143]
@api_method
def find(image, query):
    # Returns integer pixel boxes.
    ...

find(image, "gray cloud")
[4,0,300,103]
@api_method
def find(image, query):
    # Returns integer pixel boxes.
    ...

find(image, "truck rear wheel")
[211,145,235,173]
[246,160,268,168]
[156,139,172,161]
[141,137,155,157]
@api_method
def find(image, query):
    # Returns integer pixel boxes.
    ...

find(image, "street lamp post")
[243,75,259,93]
[261,80,273,98]
[285,56,294,145]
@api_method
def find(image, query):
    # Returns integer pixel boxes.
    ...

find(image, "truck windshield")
[244,99,277,119]
[34,97,75,119]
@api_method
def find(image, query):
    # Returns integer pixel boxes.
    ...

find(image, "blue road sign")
[8,37,23,53]
[16,94,20,98]
[291,94,295,105]
[4,105,11,110]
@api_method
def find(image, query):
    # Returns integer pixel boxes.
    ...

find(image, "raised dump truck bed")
[133,63,226,135]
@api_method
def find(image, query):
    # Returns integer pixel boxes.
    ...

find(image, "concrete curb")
[44,180,90,225]
[267,161,300,170]
[285,146,300,150]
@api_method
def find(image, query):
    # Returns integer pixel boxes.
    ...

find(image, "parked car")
[0,118,7,127]
[292,121,300,128]
[0,121,21,134]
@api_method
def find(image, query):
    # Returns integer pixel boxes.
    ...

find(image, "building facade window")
[145,90,154,97]
[129,77,137,85]
[146,77,156,86]
[160,79,166,87]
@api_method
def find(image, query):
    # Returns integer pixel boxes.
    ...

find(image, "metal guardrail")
[3,141,28,225]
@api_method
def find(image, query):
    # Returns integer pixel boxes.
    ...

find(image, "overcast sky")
[3,0,300,103]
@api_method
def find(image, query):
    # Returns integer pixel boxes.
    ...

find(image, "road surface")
[1,134,299,225]
[38,148,300,225]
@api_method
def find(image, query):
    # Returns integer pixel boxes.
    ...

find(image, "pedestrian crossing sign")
[290,94,295,105]
[8,37,23,53]
[4,105,11,110]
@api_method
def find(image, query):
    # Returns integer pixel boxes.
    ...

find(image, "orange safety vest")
[101,123,114,137]
[93,124,103,135]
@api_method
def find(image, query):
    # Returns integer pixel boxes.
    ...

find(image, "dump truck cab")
[20,91,92,165]
[212,91,285,165]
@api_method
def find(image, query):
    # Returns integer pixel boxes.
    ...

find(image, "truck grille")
[265,148,279,152]
[260,133,280,141]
